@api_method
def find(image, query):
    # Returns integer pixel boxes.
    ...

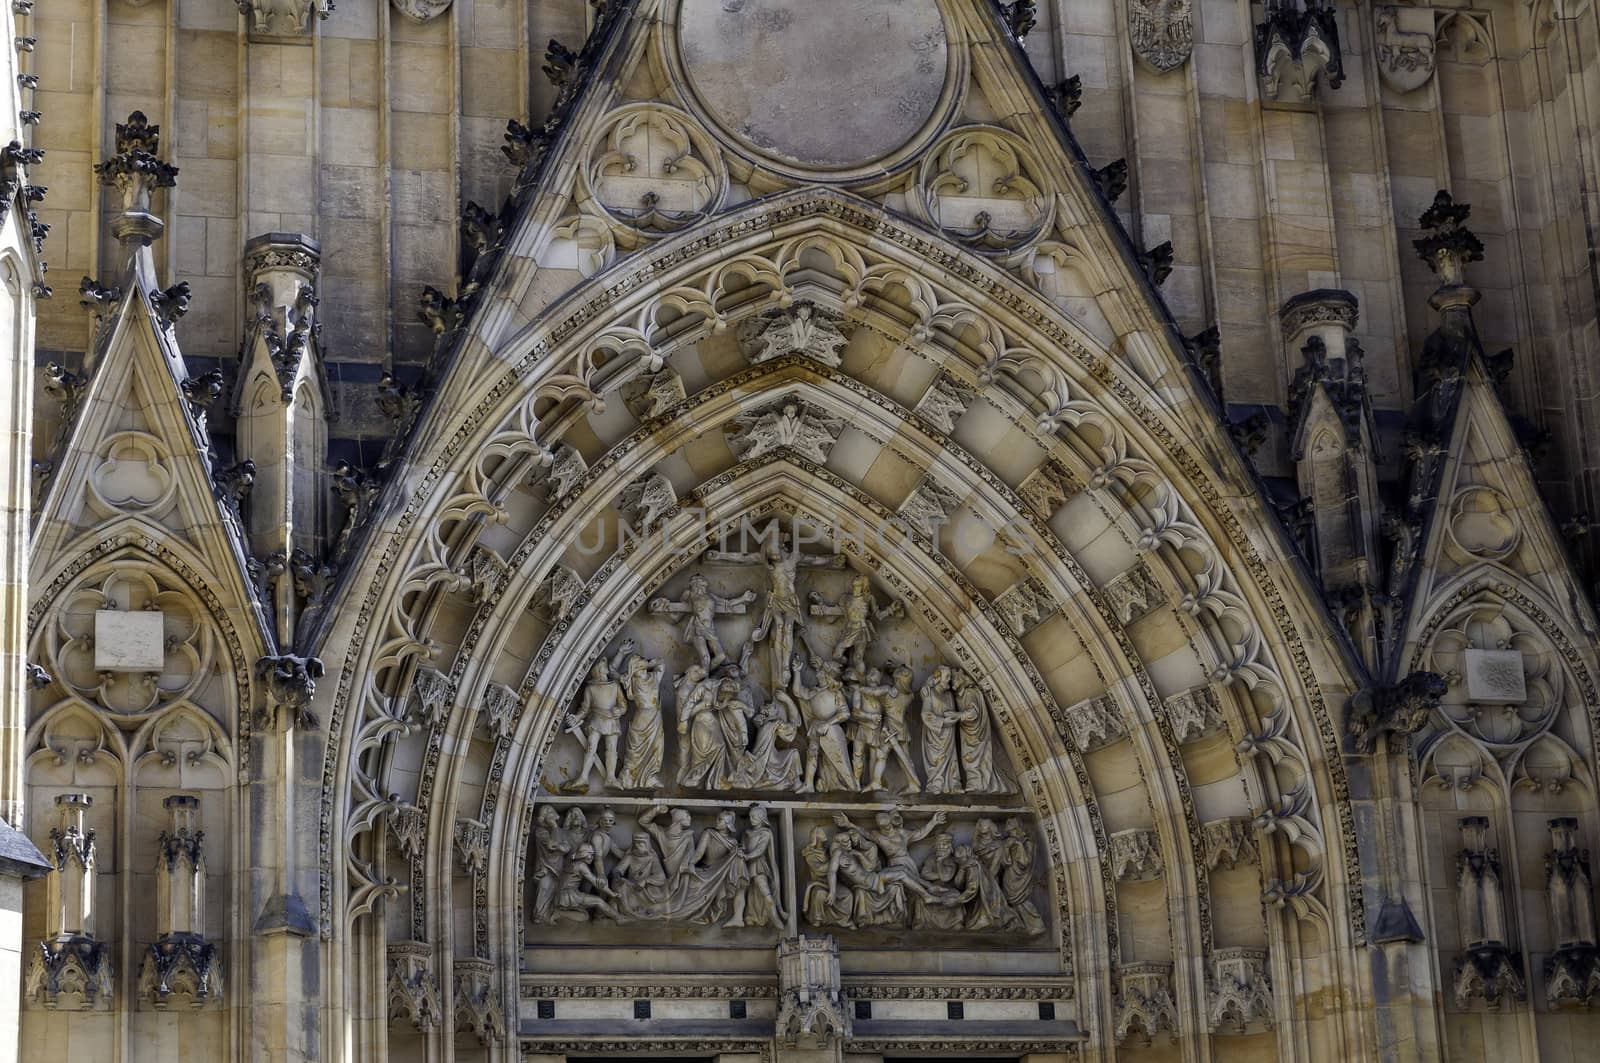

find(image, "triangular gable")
[31,268,274,652]
[1400,357,1598,648]
[408,0,1217,456]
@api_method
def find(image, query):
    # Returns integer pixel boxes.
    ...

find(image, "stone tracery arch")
[321,188,1370,1058]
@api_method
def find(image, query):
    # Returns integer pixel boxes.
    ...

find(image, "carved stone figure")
[650,574,755,671]
[953,671,1010,794]
[676,665,730,789]
[617,654,666,789]
[710,526,834,687]
[877,665,923,793]
[611,832,669,917]
[913,831,966,930]
[1000,817,1045,935]
[809,573,901,675]
[726,701,802,790]
[846,669,890,790]
[1546,817,1595,950]
[553,843,623,923]
[920,667,963,794]
[790,657,857,793]
[530,806,569,925]
[729,806,784,929]
[566,656,628,790]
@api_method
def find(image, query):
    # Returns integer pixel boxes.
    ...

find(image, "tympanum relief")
[531,523,1046,946]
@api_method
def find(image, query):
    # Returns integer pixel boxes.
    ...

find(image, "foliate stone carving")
[452,958,504,1045]
[540,443,588,504]
[1544,817,1600,1008]
[1201,818,1259,871]
[914,373,975,433]
[776,935,850,1049]
[1102,562,1163,624]
[994,577,1056,636]
[408,665,455,729]
[1347,671,1446,753]
[1452,817,1527,1009]
[1254,1,1346,104]
[139,936,220,1009]
[93,111,177,244]
[459,543,506,603]
[28,795,111,1010]
[581,103,726,245]
[726,394,846,464]
[388,804,427,860]
[1279,285,1359,342]
[1374,6,1436,93]
[616,470,677,529]
[1018,459,1079,516]
[386,942,442,1031]
[1164,684,1224,742]
[534,564,585,623]
[1110,828,1163,882]
[1116,962,1178,1044]
[1208,947,1275,1032]
[913,127,1054,262]
[738,301,850,369]
[1129,0,1193,73]
[899,476,964,541]
[454,818,490,876]
[1061,694,1124,753]
[621,365,686,419]
[1413,190,1484,286]
[255,653,326,731]
[236,0,332,37]
[79,275,121,338]
[480,681,521,740]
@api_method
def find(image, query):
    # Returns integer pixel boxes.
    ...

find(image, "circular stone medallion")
[677,0,950,173]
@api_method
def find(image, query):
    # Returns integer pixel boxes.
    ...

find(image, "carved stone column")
[775,935,849,1061]
[139,795,221,1006]
[25,794,111,1009]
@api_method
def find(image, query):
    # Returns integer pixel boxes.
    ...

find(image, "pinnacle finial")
[94,110,179,246]
[1413,190,1483,289]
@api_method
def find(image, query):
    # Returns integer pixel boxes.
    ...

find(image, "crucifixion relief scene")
[4,1,1600,1062]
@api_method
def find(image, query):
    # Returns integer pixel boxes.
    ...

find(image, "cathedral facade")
[4,0,1600,1060]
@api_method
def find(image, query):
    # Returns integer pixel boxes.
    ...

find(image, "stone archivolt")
[313,13,1368,1051]
[324,200,1354,1048]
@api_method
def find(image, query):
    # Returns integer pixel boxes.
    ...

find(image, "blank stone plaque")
[1463,648,1526,704]
[94,609,165,672]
